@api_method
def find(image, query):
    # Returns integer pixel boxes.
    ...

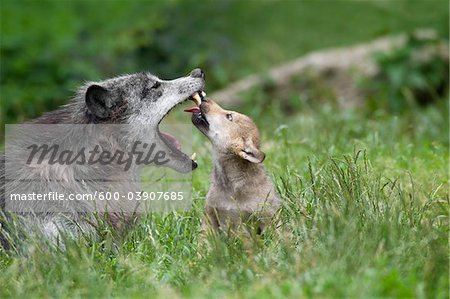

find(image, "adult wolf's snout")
[190,68,205,80]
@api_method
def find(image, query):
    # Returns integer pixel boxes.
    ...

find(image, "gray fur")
[1,69,205,247]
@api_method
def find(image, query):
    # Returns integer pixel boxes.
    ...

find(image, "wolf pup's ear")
[238,145,265,163]
[85,85,113,119]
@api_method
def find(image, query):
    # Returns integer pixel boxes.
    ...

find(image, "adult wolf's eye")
[226,113,233,121]
[151,81,161,89]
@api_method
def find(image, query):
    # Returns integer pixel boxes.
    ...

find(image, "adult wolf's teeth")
[199,91,207,102]
[190,153,197,160]
[192,93,201,105]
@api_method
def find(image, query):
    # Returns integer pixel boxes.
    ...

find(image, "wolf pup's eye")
[226,113,233,121]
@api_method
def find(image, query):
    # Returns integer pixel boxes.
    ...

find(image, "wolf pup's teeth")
[190,153,197,160]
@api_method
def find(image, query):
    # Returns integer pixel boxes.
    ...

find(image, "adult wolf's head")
[79,68,205,173]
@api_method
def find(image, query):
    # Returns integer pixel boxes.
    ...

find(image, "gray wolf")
[0,69,205,247]
[185,96,280,235]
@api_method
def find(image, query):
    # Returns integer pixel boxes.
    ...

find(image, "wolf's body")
[1,69,205,247]
[188,99,280,234]
[204,152,280,233]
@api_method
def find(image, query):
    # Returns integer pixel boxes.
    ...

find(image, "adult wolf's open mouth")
[157,91,207,169]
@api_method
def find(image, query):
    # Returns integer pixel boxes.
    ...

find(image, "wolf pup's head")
[80,68,205,173]
[187,98,265,164]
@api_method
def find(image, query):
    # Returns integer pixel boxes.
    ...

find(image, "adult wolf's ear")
[238,144,265,163]
[85,85,113,119]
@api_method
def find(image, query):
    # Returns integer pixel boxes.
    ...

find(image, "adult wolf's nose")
[190,68,205,79]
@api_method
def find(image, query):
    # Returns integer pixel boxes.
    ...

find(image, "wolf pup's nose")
[190,68,205,79]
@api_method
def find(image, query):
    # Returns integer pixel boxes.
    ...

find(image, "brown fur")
[192,100,280,234]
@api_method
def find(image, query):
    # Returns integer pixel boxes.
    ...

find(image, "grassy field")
[0,96,448,298]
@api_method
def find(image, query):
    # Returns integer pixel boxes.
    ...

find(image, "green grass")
[1,97,448,298]
[223,0,449,79]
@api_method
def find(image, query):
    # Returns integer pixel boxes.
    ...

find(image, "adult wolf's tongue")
[161,132,181,150]
[184,107,200,113]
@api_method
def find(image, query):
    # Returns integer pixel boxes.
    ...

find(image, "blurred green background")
[1,0,448,131]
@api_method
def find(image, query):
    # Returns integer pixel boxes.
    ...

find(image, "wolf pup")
[185,95,280,234]
[1,69,205,246]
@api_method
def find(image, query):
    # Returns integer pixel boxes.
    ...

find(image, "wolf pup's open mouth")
[183,91,206,113]
[182,91,209,164]
[184,91,209,130]
[157,90,207,169]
